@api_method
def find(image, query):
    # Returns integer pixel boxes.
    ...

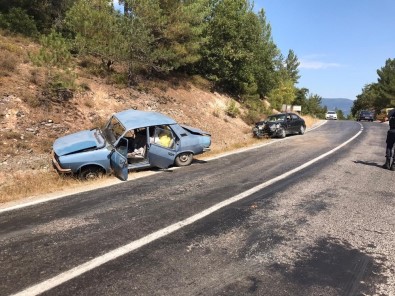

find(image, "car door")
[285,113,294,133]
[110,137,129,181]
[291,114,302,131]
[148,126,177,169]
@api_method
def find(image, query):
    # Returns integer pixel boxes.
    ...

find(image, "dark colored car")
[357,110,374,122]
[253,112,306,138]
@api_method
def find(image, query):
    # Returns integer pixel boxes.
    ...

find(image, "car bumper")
[253,127,270,138]
[52,151,72,173]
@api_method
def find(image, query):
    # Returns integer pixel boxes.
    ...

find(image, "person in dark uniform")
[383,108,395,170]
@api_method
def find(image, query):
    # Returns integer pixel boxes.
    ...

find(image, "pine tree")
[285,49,300,84]
[377,58,395,103]
[253,8,281,97]
[65,0,124,70]
[199,0,261,95]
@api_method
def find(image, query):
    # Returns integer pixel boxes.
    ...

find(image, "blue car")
[52,109,211,180]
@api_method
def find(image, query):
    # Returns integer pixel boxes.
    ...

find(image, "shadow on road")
[353,160,383,169]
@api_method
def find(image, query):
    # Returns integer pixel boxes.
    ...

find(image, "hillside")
[0,32,263,202]
[321,98,354,116]
[0,32,318,203]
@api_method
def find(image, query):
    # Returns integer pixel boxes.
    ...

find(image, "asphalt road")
[1,120,394,296]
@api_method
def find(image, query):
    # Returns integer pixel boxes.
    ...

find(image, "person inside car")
[159,130,172,148]
[126,129,146,159]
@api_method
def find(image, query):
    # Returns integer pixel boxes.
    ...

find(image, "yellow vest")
[159,134,171,147]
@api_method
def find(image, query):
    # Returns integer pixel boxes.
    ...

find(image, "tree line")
[0,0,328,120]
[352,59,395,116]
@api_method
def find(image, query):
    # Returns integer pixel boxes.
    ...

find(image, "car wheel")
[279,128,286,138]
[79,166,104,180]
[299,125,305,135]
[175,153,193,167]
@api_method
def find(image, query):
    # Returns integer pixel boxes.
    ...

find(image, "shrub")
[191,75,213,91]
[2,130,21,140]
[49,70,77,91]
[0,8,38,37]
[226,100,240,118]
[106,72,128,86]
[31,30,72,68]
[79,82,91,91]
[23,96,43,108]
[242,109,261,125]
[0,38,22,76]
[212,107,221,118]
[0,52,17,75]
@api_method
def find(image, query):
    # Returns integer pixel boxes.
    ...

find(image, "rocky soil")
[0,32,314,202]
[0,32,258,195]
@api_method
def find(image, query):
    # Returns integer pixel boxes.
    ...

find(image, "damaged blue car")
[52,109,211,181]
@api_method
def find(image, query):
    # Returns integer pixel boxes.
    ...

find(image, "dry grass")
[0,171,71,203]
[0,51,19,75]
[0,33,27,76]
[200,137,266,159]
[302,114,320,128]
[0,114,321,204]
[0,113,321,205]
[0,170,110,204]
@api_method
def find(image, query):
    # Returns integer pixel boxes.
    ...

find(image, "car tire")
[79,166,104,180]
[175,153,193,167]
[279,128,286,138]
[299,125,305,135]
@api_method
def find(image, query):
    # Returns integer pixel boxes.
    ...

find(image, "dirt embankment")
[0,32,318,203]
[0,41,261,203]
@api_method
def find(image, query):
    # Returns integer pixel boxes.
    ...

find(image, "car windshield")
[102,116,126,145]
[361,111,372,115]
[327,111,336,114]
[267,114,286,122]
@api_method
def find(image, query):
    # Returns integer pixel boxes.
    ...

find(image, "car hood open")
[181,125,211,136]
[53,129,105,156]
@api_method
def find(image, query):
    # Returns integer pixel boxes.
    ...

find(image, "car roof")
[114,109,177,130]
[271,112,297,116]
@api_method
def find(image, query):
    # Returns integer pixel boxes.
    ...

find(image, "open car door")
[110,137,128,181]
[148,126,177,169]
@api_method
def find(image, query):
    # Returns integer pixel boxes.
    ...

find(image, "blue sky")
[255,0,395,100]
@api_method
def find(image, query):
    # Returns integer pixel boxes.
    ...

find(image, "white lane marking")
[12,125,361,296]
[0,121,327,214]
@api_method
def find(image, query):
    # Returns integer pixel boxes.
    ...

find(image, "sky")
[254,0,395,100]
